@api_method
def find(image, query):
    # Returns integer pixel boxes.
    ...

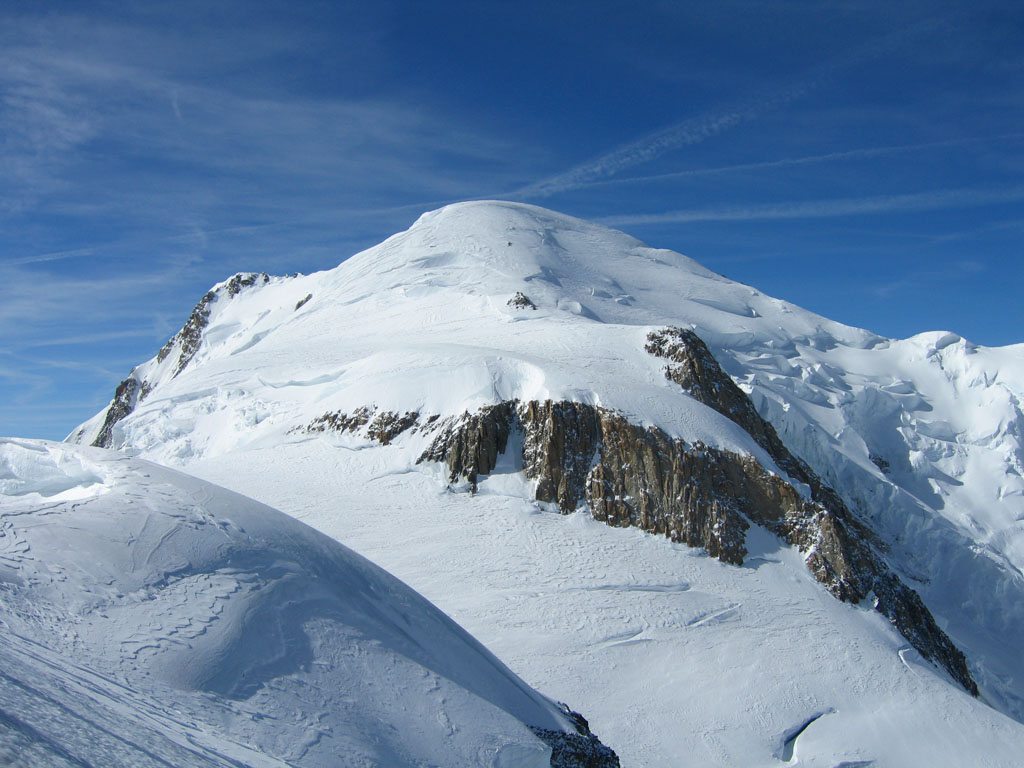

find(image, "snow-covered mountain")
[70,200,1024,766]
[0,437,616,767]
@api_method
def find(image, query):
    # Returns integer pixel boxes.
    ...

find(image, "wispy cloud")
[599,185,1024,226]
[0,13,531,228]
[12,329,163,350]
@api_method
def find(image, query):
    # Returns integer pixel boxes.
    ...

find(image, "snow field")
[0,438,591,767]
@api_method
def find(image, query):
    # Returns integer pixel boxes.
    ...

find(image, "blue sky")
[1,0,1022,439]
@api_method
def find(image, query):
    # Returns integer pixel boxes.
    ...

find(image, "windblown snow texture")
[0,438,616,767]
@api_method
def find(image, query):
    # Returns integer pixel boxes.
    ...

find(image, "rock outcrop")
[408,328,978,696]
[419,403,515,487]
[367,410,420,445]
[307,406,377,435]
[645,327,856,517]
[304,407,421,445]
[521,400,601,512]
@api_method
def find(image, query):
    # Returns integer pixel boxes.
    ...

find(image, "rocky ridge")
[157,272,271,377]
[304,406,426,445]
[508,291,538,310]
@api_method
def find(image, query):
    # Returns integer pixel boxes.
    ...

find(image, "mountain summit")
[71,201,1024,766]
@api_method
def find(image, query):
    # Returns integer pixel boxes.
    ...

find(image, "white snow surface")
[70,200,1024,765]
[0,437,577,767]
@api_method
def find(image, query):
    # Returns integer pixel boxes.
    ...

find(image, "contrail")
[570,133,1024,190]
[515,19,947,199]
[516,80,817,199]
[6,247,96,266]
[598,186,1024,227]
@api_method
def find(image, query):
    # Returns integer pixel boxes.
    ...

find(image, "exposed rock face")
[367,410,420,445]
[157,272,271,377]
[409,329,978,695]
[646,327,781,450]
[522,401,600,512]
[92,376,141,448]
[508,291,538,310]
[222,271,271,298]
[295,292,313,310]
[645,327,877,547]
[587,419,749,565]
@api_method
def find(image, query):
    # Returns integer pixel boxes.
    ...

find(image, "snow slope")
[0,437,605,767]
[71,200,1024,765]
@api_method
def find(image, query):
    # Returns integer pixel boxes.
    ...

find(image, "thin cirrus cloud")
[0,26,530,225]
[598,186,1024,227]
[870,260,989,300]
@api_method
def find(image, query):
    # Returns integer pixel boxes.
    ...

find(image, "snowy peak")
[68,201,1024,725]
[335,200,792,330]
[368,200,664,282]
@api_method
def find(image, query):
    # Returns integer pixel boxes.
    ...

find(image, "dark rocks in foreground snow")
[531,703,620,768]
[531,728,620,768]
[508,291,538,310]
